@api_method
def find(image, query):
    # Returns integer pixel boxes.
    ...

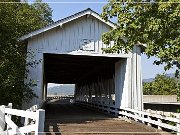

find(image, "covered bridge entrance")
[44,54,120,106]
[20,9,147,132]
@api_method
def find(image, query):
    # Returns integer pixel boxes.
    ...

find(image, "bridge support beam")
[131,44,145,111]
[115,58,130,109]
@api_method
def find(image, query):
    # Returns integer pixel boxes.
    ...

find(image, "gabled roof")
[20,8,115,41]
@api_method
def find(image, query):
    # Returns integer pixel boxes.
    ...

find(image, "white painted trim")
[5,108,37,119]
[67,51,131,58]
[90,12,115,28]
[19,23,63,41]
[19,8,115,41]
[38,49,132,58]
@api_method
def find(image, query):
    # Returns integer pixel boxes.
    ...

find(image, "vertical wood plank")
[147,109,152,127]
[157,111,162,130]
[0,105,5,132]
[35,109,45,135]
[131,45,143,111]
[6,103,12,130]
[177,113,180,135]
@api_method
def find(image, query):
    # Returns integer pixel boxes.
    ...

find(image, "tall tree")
[0,0,53,108]
[101,0,180,77]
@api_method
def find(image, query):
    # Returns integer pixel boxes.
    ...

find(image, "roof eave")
[19,23,63,41]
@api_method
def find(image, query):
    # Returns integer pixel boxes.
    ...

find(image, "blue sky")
[31,0,175,80]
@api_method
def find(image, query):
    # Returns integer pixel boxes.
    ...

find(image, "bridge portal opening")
[43,53,121,107]
[43,53,124,132]
[47,83,75,104]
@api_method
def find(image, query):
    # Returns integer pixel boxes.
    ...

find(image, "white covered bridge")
[20,8,144,111]
[1,8,178,135]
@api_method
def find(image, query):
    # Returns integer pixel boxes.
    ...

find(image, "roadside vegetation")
[0,0,53,108]
[102,0,179,76]
[143,74,180,101]
[102,0,180,99]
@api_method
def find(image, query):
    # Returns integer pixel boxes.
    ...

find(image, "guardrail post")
[147,109,152,127]
[0,105,5,132]
[141,113,145,124]
[24,109,30,126]
[157,111,162,130]
[35,109,45,135]
[115,108,118,116]
[124,110,128,119]
[6,103,12,130]
[135,111,139,122]
[177,113,180,135]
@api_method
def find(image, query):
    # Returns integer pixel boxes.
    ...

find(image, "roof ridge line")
[19,8,115,41]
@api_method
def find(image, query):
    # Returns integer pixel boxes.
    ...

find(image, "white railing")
[121,108,180,135]
[76,101,180,135]
[0,103,45,135]
[47,95,74,100]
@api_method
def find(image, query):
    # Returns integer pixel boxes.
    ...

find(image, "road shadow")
[44,101,115,134]
[45,101,114,123]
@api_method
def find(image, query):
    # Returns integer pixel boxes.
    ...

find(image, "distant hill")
[143,73,175,83]
[166,73,175,78]
[48,84,75,95]
[143,78,154,83]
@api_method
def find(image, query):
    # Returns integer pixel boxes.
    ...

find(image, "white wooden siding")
[28,16,120,55]
[115,59,130,108]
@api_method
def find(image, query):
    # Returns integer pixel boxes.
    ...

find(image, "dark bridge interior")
[44,53,120,84]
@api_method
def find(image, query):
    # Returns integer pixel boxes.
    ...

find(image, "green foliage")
[101,0,180,77]
[0,0,53,108]
[143,74,180,98]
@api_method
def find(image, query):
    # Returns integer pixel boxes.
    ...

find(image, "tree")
[143,74,180,100]
[101,0,180,77]
[0,0,53,108]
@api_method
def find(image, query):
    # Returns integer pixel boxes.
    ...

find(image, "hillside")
[48,84,75,95]
[143,73,175,83]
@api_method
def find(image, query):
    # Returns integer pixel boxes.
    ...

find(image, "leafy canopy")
[0,0,53,108]
[101,0,180,76]
[143,74,180,100]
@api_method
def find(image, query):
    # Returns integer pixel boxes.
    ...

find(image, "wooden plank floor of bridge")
[44,103,161,135]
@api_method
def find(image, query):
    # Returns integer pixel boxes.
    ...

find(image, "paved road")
[44,103,161,135]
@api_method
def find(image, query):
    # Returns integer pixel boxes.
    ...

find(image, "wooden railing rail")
[76,101,180,135]
[0,103,45,135]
